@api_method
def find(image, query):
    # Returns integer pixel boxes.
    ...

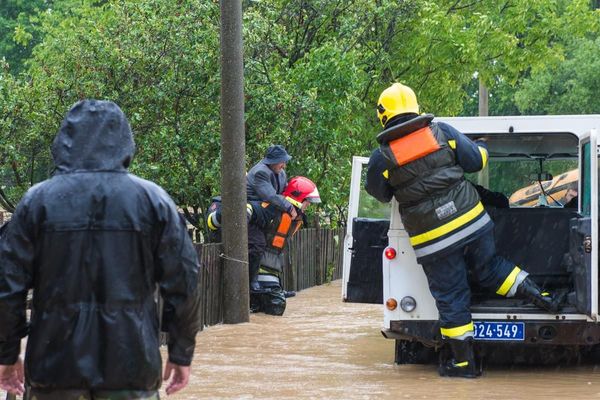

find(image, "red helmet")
[283,176,321,208]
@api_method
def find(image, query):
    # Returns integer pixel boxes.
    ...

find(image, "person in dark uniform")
[244,145,296,293]
[365,83,562,378]
[208,176,321,315]
[205,196,222,243]
[0,100,201,399]
[563,182,578,209]
[0,220,8,238]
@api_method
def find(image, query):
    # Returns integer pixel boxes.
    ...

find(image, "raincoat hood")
[52,100,135,172]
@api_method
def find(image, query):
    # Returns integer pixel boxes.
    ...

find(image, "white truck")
[343,115,600,364]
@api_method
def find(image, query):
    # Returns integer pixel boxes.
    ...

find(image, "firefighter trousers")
[420,229,517,331]
[247,223,266,287]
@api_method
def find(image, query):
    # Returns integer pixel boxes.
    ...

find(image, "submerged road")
[3,280,600,399]
[169,280,600,400]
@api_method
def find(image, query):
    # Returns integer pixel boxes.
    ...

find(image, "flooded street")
[3,280,600,399]
[169,280,600,400]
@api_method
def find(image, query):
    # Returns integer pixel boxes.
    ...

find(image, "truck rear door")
[342,156,390,304]
[573,128,599,319]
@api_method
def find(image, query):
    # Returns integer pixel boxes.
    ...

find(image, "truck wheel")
[394,339,437,364]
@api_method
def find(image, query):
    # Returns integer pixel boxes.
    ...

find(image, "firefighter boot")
[438,338,479,378]
[516,277,561,313]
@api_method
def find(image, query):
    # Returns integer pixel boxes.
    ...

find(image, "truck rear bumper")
[383,319,600,346]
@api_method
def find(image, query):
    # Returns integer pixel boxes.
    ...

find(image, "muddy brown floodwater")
[3,280,600,400]
[165,280,600,400]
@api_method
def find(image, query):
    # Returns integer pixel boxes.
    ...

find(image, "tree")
[514,37,600,115]
[0,0,598,234]
[0,0,48,75]
[462,3,600,117]
[4,1,223,232]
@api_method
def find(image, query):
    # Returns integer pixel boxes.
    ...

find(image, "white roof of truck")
[436,114,600,138]
[435,115,600,159]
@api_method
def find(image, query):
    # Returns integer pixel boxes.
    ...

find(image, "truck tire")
[394,340,437,364]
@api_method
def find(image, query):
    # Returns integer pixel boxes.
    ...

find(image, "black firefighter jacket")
[0,100,201,391]
[365,114,492,263]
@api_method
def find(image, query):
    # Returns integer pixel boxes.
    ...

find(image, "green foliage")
[13,1,223,224]
[0,0,88,74]
[514,37,600,114]
[0,60,52,210]
[0,0,47,74]
[325,262,335,284]
[461,1,600,117]
[0,0,598,233]
[358,188,391,219]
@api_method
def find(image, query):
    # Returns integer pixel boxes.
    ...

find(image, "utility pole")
[478,79,489,117]
[220,0,249,323]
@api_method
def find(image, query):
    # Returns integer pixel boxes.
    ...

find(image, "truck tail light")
[384,247,397,260]
[386,298,398,310]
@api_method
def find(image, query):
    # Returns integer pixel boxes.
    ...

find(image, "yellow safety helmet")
[377,83,420,127]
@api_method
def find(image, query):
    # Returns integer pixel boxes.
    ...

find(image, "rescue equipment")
[382,126,440,166]
[264,212,295,251]
[509,169,578,207]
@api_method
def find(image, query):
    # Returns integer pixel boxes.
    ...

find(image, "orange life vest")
[264,209,303,252]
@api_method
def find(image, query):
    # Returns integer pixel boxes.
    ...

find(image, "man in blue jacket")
[366,83,561,378]
[0,100,201,399]
[245,145,296,293]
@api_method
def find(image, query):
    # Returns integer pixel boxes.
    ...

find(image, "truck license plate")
[473,322,525,341]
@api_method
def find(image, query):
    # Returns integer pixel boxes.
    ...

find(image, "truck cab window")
[358,168,390,219]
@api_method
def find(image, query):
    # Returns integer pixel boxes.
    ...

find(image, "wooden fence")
[195,227,345,330]
[282,227,345,292]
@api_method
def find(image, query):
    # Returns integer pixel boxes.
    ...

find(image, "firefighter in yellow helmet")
[365,83,562,378]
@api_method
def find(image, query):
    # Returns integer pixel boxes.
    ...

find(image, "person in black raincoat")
[0,100,201,399]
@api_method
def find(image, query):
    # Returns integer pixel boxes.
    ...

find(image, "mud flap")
[395,340,437,365]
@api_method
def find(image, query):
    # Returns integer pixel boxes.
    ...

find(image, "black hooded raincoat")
[0,100,201,391]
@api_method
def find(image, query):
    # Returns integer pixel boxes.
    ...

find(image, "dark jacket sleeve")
[472,183,509,208]
[0,200,34,365]
[248,201,277,231]
[365,148,394,203]
[251,168,293,212]
[155,193,202,366]
[437,122,488,173]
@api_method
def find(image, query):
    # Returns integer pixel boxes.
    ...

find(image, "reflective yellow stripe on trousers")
[440,321,474,339]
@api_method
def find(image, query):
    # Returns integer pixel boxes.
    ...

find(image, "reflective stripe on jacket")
[375,114,492,261]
